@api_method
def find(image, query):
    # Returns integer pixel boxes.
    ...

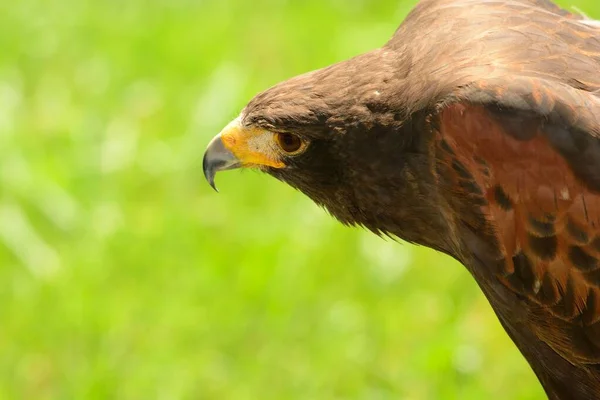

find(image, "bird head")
[203,49,443,238]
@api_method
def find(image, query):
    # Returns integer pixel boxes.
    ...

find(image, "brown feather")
[216,0,600,398]
[436,102,600,396]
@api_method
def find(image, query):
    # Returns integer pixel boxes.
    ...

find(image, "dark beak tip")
[202,132,242,192]
[206,176,219,192]
[202,152,219,193]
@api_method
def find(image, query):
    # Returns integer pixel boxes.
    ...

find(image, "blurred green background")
[1,0,598,398]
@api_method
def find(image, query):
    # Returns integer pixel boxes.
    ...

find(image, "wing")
[433,74,600,389]
[390,0,600,396]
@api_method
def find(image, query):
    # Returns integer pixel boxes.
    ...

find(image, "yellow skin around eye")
[219,118,286,169]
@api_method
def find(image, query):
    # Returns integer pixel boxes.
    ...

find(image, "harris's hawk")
[202,0,600,398]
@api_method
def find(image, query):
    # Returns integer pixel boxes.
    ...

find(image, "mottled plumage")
[203,1,600,398]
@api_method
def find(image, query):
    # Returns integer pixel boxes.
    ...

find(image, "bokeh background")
[1,0,598,398]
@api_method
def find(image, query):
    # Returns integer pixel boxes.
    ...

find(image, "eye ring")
[275,132,304,154]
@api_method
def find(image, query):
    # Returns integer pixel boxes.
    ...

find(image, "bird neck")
[338,110,461,257]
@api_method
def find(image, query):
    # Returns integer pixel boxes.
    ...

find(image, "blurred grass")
[0,0,598,398]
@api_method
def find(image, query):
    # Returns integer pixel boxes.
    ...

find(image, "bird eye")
[275,132,304,154]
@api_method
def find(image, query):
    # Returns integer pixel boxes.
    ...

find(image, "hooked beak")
[202,117,285,191]
[202,133,241,192]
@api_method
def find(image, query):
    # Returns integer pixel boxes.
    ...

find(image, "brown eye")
[276,132,303,153]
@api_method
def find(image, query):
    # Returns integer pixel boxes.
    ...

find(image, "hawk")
[202,0,600,398]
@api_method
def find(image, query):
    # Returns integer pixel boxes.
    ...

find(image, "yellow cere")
[220,118,286,168]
